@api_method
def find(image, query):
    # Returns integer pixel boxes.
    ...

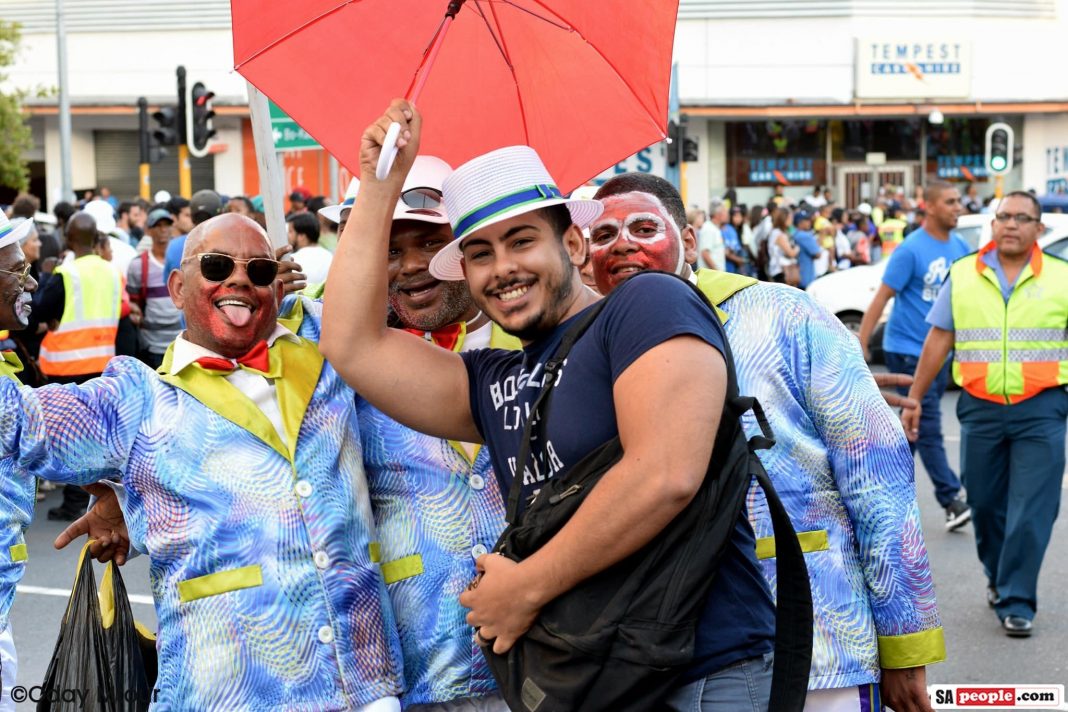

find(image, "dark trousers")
[958,387,1067,620]
[885,351,962,507]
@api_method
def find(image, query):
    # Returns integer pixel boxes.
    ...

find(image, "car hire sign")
[855,39,972,99]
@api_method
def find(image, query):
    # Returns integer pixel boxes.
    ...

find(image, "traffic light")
[152,106,180,146]
[188,81,216,157]
[667,120,680,167]
[682,135,699,162]
[985,122,1014,175]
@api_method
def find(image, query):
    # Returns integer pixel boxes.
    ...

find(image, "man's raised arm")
[319,100,479,443]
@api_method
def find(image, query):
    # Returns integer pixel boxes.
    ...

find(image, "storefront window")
[725,121,827,187]
[927,117,993,181]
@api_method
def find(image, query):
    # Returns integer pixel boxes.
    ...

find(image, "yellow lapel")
[271,337,324,461]
[158,342,311,462]
[0,351,24,382]
[695,270,759,324]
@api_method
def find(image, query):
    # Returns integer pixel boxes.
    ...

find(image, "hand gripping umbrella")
[232,0,679,193]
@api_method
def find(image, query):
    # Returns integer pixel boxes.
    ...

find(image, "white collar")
[168,323,300,375]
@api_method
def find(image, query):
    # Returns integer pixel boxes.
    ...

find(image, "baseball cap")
[146,208,174,228]
[190,190,222,220]
[793,209,813,227]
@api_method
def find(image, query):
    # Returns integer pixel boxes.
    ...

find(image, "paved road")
[6,389,1067,708]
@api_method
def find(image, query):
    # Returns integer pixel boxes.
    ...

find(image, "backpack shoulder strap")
[506,296,611,523]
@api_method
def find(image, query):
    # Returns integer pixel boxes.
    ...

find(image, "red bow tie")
[403,323,463,351]
[195,340,271,374]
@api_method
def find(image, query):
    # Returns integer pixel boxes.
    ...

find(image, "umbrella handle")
[376,122,402,180]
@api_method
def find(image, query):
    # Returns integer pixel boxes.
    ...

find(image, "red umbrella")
[232,0,679,193]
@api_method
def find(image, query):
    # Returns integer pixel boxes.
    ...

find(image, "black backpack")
[483,273,812,712]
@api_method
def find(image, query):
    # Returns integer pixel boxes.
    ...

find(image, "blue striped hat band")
[453,184,562,242]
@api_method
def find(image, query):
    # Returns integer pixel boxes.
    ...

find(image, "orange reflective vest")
[39,255,123,377]
[950,244,1068,404]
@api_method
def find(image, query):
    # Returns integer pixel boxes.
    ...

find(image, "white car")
[807,212,1068,342]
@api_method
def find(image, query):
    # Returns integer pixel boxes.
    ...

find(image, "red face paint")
[180,224,280,358]
[589,192,682,295]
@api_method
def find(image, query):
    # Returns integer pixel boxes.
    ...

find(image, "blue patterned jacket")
[0,352,33,633]
[0,297,402,710]
[356,323,517,708]
[696,271,945,689]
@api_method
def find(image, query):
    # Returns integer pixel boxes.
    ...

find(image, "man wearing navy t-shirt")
[321,101,777,710]
[859,180,973,531]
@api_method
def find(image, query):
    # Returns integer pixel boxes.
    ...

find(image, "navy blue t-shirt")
[461,273,775,680]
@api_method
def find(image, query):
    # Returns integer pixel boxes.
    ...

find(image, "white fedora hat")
[319,156,454,226]
[428,146,602,281]
[0,212,34,251]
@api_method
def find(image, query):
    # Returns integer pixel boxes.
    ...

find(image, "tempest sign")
[855,39,971,99]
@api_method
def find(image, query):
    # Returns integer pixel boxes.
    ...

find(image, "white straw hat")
[428,146,603,281]
[0,212,34,251]
[84,199,117,234]
[319,156,453,225]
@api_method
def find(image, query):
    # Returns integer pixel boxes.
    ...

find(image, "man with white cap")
[322,102,777,709]
[0,212,38,710]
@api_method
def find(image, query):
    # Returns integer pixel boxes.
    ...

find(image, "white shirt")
[697,222,725,271]
[168,323,301,448]
[291,245,334,285]
[109,234,138,276]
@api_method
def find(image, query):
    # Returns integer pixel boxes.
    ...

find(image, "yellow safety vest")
[950,244,1068,404]
[39,255,123,377]
[878,218,908,256]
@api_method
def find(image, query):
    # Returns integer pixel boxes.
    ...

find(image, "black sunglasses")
[401,187,443,210]
[182,252,280,287]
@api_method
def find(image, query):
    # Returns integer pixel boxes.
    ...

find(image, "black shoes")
[945,497,972,531]
[1002,616,1033,637]
[987,586,1000,608]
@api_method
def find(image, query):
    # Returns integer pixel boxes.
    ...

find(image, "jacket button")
[314,551,330,569]
[295,480,313,498]
[469,474,485,490]
[318,625,334,644]
[471,544,488,558]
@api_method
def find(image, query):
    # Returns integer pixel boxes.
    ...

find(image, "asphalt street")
[5,389,1067,709]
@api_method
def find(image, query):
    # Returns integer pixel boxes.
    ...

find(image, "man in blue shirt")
[858,180,972,530]
[320,101,777,711]
[792,210,822,288]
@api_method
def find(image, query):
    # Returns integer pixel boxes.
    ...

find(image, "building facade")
[3,0,1067,210]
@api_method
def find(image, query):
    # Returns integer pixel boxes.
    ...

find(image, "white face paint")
[590,192,686,274]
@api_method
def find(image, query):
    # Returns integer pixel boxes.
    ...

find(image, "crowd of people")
[683,180,998,290]
[0,100,1060,712]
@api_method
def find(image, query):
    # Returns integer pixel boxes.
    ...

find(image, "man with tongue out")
[0,212,403,711]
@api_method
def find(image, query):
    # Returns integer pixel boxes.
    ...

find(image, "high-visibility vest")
[39,255,123,377]
[950,244,1068,404]
[877,218,908,256]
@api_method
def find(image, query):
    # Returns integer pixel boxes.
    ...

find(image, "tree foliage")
[0,20,33,192]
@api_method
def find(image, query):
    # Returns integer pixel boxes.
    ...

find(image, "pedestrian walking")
[903,191,1068,638]
[859,181,972,531]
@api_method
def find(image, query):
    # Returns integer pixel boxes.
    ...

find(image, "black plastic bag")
[38,543,157,711]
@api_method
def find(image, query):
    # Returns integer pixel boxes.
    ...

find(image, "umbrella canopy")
[232,0,679,194]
